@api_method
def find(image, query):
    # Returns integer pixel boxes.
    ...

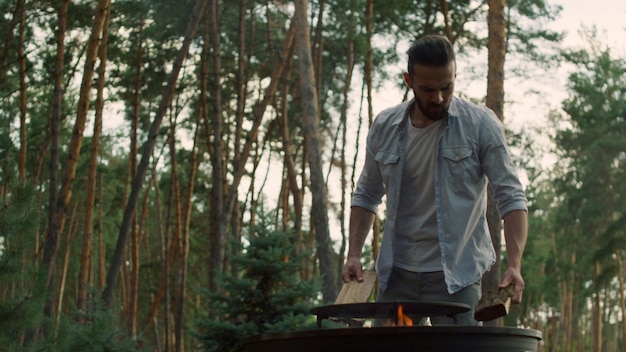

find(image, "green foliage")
[0,184,45,349]
[195,212,319,352]
[558,49,625,205]
[506,0,563,62]
[557,42,626,279]
[0,184,139,351]
[518,34,626,346]
[51,301,140,352]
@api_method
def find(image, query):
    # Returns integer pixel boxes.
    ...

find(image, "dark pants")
[376,267,481,326]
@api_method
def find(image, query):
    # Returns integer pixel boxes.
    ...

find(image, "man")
[341,35,528,325]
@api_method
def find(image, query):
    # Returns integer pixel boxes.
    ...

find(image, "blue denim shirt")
[352,97,528,294]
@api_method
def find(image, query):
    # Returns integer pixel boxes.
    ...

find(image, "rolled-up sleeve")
[351,122,386,214]
[479,111,527,217]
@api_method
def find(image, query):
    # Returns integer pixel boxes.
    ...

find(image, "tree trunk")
[97,174,106,289]
[592,262,602,352]
[43,0,109,329]
[483,0,506,327]
[56,202,78,325]
[17,0,27,183]
[0,0,22,84]
[44,0,69,328]
[248,143,258,229]
[337,40,355,288]
[234,0,247,167]
[141,172,166,339]
[126,15,144,339]
[616,250,626,352]
[230,0,248,279]
[175,118,200,352]
[77,4,110,319]
[155,173,171,351]
[559,251,576,352]
[102,0,209,307]
[486,0,506,119]
[207,0,226,295]
[275,37,300,232]
[294,0,337,303]
[168,115,184,352]
[278,53,302,242]
[312,0,325,100]
[439,0,453,41]
[363,0,380,263]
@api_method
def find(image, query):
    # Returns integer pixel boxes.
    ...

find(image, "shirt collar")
[393,97,457,128]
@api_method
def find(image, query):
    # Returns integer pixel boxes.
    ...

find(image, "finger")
[354,266,364,282]
[341,266,353,283]
[341,265,364,283]
[498,278,511,289]
[506,278,524,304]
[511,286,523,304]
[342,273,352,283]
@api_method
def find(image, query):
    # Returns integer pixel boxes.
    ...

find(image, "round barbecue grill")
[242,301,542,352]
[243,325,542,352]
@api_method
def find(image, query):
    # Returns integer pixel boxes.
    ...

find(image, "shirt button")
[456,155,461,160]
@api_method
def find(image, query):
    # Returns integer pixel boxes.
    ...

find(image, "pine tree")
[195,210,320,352]
[0,185,44,350]
[0,184,139,351]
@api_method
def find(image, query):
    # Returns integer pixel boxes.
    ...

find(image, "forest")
[0,0,625,351]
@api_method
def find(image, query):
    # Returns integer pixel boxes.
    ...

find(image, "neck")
[410,102,435,129]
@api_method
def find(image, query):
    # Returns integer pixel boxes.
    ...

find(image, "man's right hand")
[341,256,364,283]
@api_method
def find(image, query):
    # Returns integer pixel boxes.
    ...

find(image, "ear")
[403,72,412,88]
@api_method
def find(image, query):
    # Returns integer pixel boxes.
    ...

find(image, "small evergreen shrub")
[195,211,320,352]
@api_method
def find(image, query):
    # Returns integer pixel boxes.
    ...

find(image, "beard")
[415,97,449,122]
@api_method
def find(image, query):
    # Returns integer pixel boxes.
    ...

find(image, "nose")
[432,91,444,104]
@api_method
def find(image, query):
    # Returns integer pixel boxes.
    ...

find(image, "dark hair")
[407,35,455,75]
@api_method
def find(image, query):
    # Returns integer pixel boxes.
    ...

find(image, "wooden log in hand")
[334,270,377,305]
[331,270,377,327]
[474,284,516,321]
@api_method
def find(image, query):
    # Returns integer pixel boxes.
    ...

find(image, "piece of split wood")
[474,284,515,321]
[334,270,377,304]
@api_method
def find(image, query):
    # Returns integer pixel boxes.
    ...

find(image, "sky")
[553,0,626,53]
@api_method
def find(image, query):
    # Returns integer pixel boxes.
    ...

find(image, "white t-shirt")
[394,119,445,272]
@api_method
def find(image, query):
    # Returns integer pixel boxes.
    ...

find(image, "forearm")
[502,209,528,270]
[347,206,376,259]
[341,206,376,282]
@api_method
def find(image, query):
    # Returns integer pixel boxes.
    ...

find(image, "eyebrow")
[419,83,453,91]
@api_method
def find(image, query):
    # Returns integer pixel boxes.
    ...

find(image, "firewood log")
[474,284,515,321]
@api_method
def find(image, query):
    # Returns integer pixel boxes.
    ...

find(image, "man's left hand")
[499,267,525,304]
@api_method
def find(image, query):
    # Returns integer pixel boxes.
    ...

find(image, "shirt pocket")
[442,147,473,185]
[375,151,400,186]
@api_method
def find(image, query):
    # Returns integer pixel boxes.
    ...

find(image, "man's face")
[403,62,456,122]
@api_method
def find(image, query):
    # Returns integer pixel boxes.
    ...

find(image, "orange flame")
[397,304,413,327]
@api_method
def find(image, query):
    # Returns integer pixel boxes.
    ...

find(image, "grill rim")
[243,325,543,345]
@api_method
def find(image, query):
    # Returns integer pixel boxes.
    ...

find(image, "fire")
[396,304,413,327]
[378,303,414,326]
